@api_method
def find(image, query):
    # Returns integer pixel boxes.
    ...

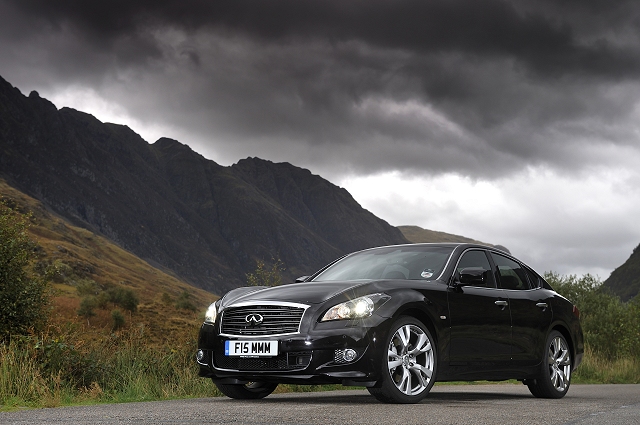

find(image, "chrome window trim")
[435,247,458,281]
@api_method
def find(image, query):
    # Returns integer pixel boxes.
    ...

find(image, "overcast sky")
[2,0,640,280]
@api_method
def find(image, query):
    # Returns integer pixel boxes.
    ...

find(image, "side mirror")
[295,276,311,283]
[457,267,486,287]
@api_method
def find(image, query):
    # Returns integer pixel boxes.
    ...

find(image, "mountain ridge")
[603,243,640,302]
[0,75,407,293]
[6,74,636,301]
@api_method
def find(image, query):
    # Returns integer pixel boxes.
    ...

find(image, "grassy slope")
[399,225,488,245]
[1,180,217,344]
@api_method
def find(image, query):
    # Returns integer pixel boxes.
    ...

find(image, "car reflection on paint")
[197,243,583,404]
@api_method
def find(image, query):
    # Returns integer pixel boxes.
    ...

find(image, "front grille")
[214,351,312,371]
[221,305,305,336]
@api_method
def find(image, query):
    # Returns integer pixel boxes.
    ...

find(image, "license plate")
[224,340,278,357]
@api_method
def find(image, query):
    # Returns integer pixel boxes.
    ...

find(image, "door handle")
[536,302,548,309]
[495,300,508,308]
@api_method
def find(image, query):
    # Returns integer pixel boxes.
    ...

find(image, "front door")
[447,249,513,365]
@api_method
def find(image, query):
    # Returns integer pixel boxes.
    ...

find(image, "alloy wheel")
[387,323,435,396]
[548,335,571,392]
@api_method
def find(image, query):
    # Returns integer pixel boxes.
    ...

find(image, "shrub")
[76,279,100,296]
[246,258,285,287]
[0,200,48,341]
[106,287,139,313]
[161,292,173,305]
[111,310,125,331]
[545,272,640,359]
[77,297,96,326]
[175,291,197,311]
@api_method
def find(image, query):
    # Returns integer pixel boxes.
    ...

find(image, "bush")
[175,291,197,312]
[77,297,97,326]
[246,258,285,287]
[76,279,100,296]
[545,272,640,359]
[161,292,173,305]
[106,287,139,313]
[111,310,125,331]
[0,200,48,341]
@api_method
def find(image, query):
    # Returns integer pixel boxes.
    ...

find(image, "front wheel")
[368,317,437,404]
[527,331,572,399]
[214,380,278,399]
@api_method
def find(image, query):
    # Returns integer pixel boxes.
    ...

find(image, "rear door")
[490,253,552,366]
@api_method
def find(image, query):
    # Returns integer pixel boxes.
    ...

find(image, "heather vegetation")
[2,271,637,410]
[1,197,639,410]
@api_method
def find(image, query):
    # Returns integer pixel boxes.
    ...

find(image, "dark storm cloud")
[2,0,640,179]
[8,0,640,79]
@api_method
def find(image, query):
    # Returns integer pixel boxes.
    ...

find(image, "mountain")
[399,225,485,244]
[0,75,407,294]
[0,179,216,342]
[603,243,640,302]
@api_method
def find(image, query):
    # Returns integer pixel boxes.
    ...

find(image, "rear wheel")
[214,381,278,399]
[527,331,572,399]
[368,317,436,404]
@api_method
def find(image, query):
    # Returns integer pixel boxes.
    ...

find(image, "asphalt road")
[1,384,639,425]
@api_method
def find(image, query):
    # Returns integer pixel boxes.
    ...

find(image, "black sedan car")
[197,243,583,403]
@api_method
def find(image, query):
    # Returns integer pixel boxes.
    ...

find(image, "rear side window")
[491,253,530,290]
[525,267,542,289]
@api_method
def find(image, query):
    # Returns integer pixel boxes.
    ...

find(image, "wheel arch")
[391,306,439,348]
[550,323,576,368]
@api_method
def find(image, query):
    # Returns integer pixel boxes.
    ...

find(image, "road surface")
[1,384,639,424]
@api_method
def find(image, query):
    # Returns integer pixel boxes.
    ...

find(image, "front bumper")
[197,316,392,386]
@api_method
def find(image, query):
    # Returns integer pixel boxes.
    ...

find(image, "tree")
[0,200,48,341]
[246,258,285,287]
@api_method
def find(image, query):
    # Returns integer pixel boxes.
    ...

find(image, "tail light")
[572,305,580,319]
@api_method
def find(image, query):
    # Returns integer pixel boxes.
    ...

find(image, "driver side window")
[456,250,495,288]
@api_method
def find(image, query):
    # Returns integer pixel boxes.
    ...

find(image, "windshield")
[312,245,454,282]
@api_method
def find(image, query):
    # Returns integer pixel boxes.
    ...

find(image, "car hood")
[221,281,371,307]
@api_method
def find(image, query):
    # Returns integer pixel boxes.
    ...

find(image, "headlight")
[204,301,218,323]
[321,294,389,322]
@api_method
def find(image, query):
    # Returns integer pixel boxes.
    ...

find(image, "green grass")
[0,327,220,411]
[572,346,640,384]
[2,329,638,412]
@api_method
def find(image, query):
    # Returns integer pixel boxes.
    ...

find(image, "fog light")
[196,349,204,362]
[343,349,357,362]
[334,348,358,363]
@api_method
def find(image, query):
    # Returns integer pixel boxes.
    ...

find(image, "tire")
[527,331,572,399]
[214,381,278,400]
[368,317,437,404]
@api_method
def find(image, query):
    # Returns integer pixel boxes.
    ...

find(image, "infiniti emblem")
[245,313,264,326]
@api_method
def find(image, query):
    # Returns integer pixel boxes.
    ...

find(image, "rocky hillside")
[0,179,216,342]
[604,243,640,302]
[0,75,407,294]
[399,225,485,244]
